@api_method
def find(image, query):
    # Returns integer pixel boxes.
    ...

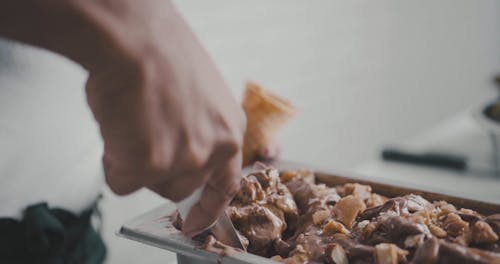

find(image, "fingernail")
[184,230,201,238]
[182,224,204,238]
[182,216,205,238]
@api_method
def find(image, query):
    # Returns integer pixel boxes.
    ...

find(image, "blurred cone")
[242,82,296,166]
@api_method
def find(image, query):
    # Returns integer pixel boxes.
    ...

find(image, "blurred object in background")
[471,76,500,178]
[485,75,500,121]
[175,0,500,171]
[242,82,296,166]
[495,75,500,93]
[382,77,500,179]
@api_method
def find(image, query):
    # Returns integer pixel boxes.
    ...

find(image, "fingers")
[256,142,281,162]
[182,152,242,237]
[103,155,144,195]
[147,141,237,202]
[148,169,210,202]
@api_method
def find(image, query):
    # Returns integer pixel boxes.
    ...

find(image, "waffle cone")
[242,82,296,166]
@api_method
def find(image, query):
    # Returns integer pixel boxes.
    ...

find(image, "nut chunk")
[442,213,469,237]
[374,243,408,264]
[325,243,348,264]
[428,224,447,238]
[366,193,388,208]
[312,210,331,225]
[323,220,350,235]
[472,221,499,244]
[336,183,372,200]
[333,195,366,228]
[234,176,265,204]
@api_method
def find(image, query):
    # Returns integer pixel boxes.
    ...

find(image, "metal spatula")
[176,186,246,250]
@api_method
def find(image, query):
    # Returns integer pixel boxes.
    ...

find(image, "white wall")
[174,0,500,170]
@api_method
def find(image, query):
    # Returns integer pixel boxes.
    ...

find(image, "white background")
[177,0,500,170]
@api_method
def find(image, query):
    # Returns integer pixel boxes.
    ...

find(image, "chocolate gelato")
[228,165,500,263]
[174,164,500,264]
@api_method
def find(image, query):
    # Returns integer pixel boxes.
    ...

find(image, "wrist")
[51,0,140,71]
[0,0,172,72]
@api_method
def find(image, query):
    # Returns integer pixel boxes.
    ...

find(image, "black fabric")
[0,201,106,264]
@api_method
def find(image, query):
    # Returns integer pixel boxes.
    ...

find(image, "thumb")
[181,153,242,237]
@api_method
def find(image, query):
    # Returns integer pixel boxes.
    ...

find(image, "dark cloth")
[0,201,106,264]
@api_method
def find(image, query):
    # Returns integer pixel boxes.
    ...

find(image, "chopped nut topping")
[279,171,298,183]
[333,195,366,228]
[374,243,408,264]
[234,176,266,204]
[275,252,309,264]
[312,210,331,225]
[443,213,469,237]
[270,255,284,262]
[280,170,315,183]
[458,208,481,217]
[404,234,425,248]
[434,201,457,217]
[277,245,309,264]
[337,183,372,200]
[357,220,370,229]
[325,244,348,264]
[452,233,471,246]
[411,209,431,224]
[205,166,500,263]
[363,222,379,238]
[410,214,427,225]
[472,221,499,244]
[323,220,349,235]
[366,193,387,208]
[429,224,447,238]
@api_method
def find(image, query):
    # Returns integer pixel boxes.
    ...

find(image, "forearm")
[0,0,182,70]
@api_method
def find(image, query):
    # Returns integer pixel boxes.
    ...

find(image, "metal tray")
[117,161,500,263]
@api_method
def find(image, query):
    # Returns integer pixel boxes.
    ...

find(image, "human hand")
[254,144,281,164]
[82,0,245,237]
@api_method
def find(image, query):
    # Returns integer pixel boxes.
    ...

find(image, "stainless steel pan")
[117,161,500,264]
